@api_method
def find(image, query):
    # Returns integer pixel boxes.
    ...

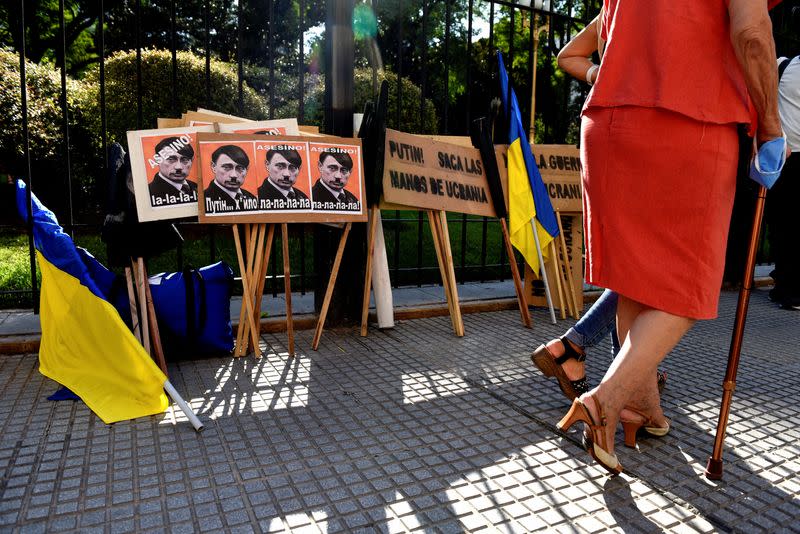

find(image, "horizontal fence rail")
[3,0,791,309]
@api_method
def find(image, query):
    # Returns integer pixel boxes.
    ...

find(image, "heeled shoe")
[620,407,670,448]
[531,337,588,401]
[557,394,622,475]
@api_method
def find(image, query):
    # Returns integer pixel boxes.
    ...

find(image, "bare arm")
[557,15,601,84]
[728,0,781,144]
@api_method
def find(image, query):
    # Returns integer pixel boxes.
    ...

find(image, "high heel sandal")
[531,337,588,401]
[557,394,622,475]
[620,407,670,448]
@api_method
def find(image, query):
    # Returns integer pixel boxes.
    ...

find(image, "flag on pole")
[497,52,559,275]
[16,180,169,424]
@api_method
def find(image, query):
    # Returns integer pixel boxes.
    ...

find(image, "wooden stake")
[281,223,294,357]
[141,262,168,375]
[427,211,457,330]
[437,211,464,337]
[246,224,267,355]
[360,208,379,336]
[238,224,275,357]
[550,240,567,320]
[312,222,352,350]
[253,224,275,332]
[556,212,581,319]
[234,224,252,357]
[499,218,532,328]
[232,224,261,359]
[133,258,151,355]
[124,266,142,343]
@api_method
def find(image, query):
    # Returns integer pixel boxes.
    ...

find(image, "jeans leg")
[564,289,618,352]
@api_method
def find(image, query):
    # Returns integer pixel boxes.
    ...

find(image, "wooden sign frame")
[127,125,215,222]
[217,119,300,136]
[380,129,499,217]
[196,133,367,224]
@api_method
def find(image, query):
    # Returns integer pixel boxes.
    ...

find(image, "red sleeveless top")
[584,0,750,126]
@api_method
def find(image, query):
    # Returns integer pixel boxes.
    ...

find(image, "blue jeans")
[563,289,620,356]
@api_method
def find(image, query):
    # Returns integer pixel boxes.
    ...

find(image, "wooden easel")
[542,212,580,320]
[359,208,466,338]
[498,217,533,329]
[232,222,297,358]
[124,258,168,376]
[311,222,353,350]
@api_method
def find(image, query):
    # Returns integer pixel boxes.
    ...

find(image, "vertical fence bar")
[509,7,515,71]
[489,1,495,51]
[268,0,276,119]
[135,0,143,129]
[416,211,423,287]
[396,0,404,129]
[57,0,74,236]
[170,0,178,115]
[527,7,535,136]
[480,216,488,282]
[459,214,467,282]
[393,210,401,286]
[100,0,108,195]
[299,0,306,122]
[237,0,244,115]
[443,0,451,134]
[419,0,428,133]
[204,0,211,107]
[18,0,39,312]
[300,225,306,294]
[466,0,474,126]
[498,220,506,280]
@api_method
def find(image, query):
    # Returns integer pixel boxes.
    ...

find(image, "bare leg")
[581,294,695,457]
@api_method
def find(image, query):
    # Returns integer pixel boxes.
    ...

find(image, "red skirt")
[580,106,739,319]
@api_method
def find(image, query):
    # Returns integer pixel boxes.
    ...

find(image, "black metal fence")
[3,0,796,309]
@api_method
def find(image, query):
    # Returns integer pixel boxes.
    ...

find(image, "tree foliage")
[78,48,271,144]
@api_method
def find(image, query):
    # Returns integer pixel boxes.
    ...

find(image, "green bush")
[355,69,439,134]
[0,48,91,174]
[301,68,439,134]
[79,49,272,145]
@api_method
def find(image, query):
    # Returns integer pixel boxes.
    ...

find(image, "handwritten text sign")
[381,129,499,217]
[495,144,583,213]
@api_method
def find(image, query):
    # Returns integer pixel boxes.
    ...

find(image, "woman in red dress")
[556,0,783,474]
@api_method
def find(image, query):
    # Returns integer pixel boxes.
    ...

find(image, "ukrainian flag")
[16,180,169,424]
[498,52,559,275]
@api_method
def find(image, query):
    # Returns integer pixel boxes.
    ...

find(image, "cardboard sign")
[381,129,499,217]
[217,119,299,136]
[495,144,583,213]
[127,125,215,222]
[196,132,366,223]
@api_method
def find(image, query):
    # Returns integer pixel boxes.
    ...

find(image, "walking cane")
[705,184,767,480]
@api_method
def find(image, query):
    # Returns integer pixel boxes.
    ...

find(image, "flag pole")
[530,218,557,323]
[163,380,204,431]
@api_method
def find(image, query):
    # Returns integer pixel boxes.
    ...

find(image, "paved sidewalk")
[0,280,522,340]
[0,283,798,532]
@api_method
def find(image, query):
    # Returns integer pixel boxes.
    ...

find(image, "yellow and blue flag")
[16,180,169,424]
[497,52,559,275]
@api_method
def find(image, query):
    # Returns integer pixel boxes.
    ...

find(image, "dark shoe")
[778,292,800,310]
[531,337,587,401]
[769,286,785,303]
[657,369,667,394]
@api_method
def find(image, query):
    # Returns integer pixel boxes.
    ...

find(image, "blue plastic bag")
[149,262,235,358]
[750,135,787,189]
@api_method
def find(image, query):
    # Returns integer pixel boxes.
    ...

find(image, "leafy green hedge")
[0,48,93,175]
[354,69,439,134]
[79,49,272,144]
